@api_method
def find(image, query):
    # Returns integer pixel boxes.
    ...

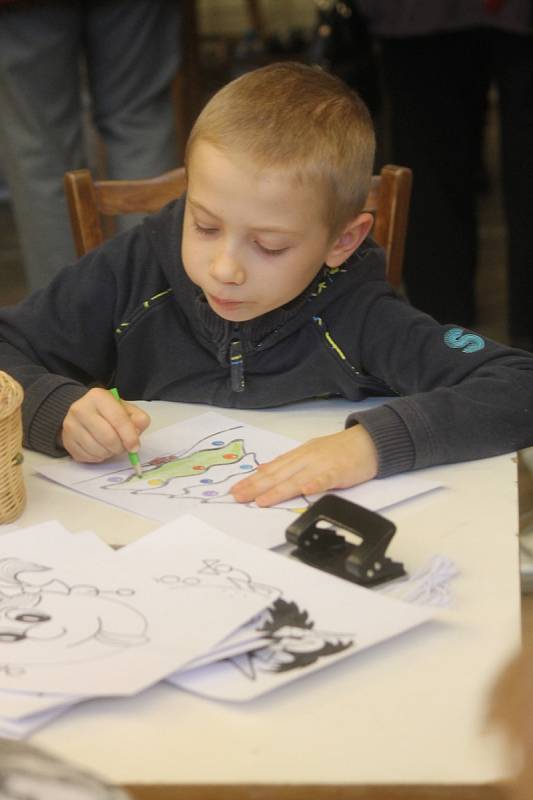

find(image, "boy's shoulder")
[99,195,183,266]
[335,237,391,297]
[76,195,186,293]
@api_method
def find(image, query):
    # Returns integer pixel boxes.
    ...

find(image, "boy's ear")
[325,212,374,268]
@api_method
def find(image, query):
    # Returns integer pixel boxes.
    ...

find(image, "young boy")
[0,62,532,507]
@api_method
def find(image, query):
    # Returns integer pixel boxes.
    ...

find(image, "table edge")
[123,782,510,800]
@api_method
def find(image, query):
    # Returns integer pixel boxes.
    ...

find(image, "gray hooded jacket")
[0,196,532,477]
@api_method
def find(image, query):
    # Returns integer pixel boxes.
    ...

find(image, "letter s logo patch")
[444,327,485,353]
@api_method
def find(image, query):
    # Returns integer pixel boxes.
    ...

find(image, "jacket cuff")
[26,383,88,457]
[345,404,416,478]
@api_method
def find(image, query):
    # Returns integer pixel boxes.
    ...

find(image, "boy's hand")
[231,425,378,507]
[60,387,151,463]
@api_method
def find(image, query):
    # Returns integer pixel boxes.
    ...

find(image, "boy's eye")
[194,222,218,235]
[256,242,288,256]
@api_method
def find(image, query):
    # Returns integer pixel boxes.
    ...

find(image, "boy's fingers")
[231,474,265,502]
[123,401,151,433]
[111,417,140,452]
[253,465,342,507]
[69,414,128,458]
[232,427,377,506]
[63,389,150,464]
[93,394,141,452]
[63,419,117,462]
[254,478,304,507]
[231,458,293,503]
[70,439,112,463]
[69,390,139,454]
[232,452,317,505]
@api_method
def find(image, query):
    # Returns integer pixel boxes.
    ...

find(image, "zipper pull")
[229,338,245,392]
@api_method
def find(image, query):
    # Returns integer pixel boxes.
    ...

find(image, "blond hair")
[185,62,375,235]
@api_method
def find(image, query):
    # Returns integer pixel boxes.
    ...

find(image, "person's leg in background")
[85,0,181,232]
[493,29,533,351]
[380,31,490,327]
[0,4,84,291]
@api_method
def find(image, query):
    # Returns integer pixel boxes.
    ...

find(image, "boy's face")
[182,141,365,322]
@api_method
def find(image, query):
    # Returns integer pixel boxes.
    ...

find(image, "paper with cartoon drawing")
[0,522,273,696]
[37,412,442,548]
[118,515,433,702]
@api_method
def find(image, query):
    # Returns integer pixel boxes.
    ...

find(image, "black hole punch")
[286,495,406,587]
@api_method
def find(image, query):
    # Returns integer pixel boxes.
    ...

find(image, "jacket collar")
[145,194,385,362]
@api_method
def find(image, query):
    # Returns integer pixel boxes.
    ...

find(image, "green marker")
[109,387,143,478]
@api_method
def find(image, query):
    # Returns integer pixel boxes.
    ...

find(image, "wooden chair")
[64,164,412,288]
[364,165,412,289]
[64,167,187,258]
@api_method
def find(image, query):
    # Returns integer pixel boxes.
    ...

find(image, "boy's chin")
[214,307,258,323]
[207,295,261,322]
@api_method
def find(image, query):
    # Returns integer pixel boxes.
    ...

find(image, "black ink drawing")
[224,598,355,678]
[0,558,149,676]
[155,558,281,599]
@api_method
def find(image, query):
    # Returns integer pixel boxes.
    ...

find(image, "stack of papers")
[0,516,434,737]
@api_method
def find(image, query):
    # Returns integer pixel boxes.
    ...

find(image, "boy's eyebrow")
[188,198,220,219]
[188,199,300,236]
[251,224,300,236]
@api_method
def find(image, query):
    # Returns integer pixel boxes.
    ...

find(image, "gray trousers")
[0,0,181,291]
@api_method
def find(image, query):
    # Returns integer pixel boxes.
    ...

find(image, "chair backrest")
[364,165,412,289]
[64,164,411,288]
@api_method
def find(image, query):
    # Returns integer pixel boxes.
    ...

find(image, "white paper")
[0,521,108,721]
[379,555,458,607]
[0,523,20,534]
[182,635,273,670]
[37,412,442,548]
[0,524,273,696]
[0,703,72,739]
[0,689,80,722]
[119,515,433,702]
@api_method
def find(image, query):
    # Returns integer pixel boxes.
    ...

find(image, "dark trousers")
[381,29,533,342]
[0,0,181,291]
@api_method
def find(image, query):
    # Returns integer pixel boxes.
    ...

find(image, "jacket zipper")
[313,315,361,375]
[313,315,399,395]
[229,327,245,392]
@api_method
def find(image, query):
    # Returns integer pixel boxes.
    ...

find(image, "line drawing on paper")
[74,424,311,512]
[84,426,258,501]
[224,598,355,679]
[155,558,281,599]
[0,558,149,676]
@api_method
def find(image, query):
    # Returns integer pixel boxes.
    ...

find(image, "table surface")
[10,400,521,798]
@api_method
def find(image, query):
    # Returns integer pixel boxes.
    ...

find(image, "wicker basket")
[0,371,25,523]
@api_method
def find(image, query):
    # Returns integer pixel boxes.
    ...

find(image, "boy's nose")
[210,250,245,285]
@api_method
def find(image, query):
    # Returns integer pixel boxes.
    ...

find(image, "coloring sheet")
[0,516,446,737]
[0,523,273,697]
[37,412,442,548]
[119,515,433,702]
[0,522,103,725]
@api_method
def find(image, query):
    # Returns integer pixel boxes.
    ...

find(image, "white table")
[12,400,521,799]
